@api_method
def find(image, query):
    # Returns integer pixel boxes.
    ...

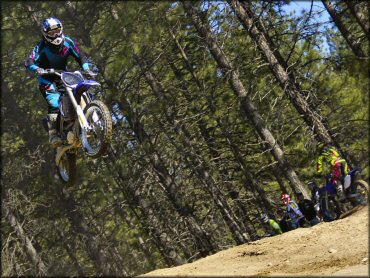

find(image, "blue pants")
[39,78,61,114]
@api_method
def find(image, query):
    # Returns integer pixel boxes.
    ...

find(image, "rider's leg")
[329,196,342,219]
[46,113,62,147]
[339,160,348,185]
[332,162,346,200]
[39,82,62,147]
[332,163,341,186]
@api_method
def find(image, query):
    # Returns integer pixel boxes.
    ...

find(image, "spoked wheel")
[352,180,369,206]
[57,152,77,187]
[321,198,337,222]
[82,100,113,158]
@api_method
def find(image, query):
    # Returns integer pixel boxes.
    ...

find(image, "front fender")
[73,80,100,103]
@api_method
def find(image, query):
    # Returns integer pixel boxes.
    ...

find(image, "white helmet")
[41,17,65,46]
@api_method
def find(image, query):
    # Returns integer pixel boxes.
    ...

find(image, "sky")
[282,1,332,54]
[283,0,329,19]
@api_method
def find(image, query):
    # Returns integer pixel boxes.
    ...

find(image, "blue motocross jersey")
[25,36,90,83]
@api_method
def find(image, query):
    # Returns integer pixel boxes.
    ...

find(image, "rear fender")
[55,145,75,166]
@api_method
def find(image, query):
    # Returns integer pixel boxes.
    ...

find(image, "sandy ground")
[140,205,369,277]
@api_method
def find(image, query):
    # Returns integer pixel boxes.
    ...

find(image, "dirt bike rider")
[282,194,306,229]
[316,143,350,197]
[24,17,96,147]
[260,213,283,236]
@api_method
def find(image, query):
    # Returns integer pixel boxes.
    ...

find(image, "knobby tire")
[83,100,113,158]
[56,152,77,187]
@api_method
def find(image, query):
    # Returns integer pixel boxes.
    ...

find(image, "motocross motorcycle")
[41,69,113,186]
[310,169,368,221]
[317,180,341,222]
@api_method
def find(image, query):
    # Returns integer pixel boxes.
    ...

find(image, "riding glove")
[36,68,48,75]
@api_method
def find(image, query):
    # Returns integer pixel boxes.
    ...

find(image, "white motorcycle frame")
[54,71,97,166]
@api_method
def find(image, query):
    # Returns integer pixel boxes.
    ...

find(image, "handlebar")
[83,70,98,77]
[38,68,98,78]
[38,68,62,77]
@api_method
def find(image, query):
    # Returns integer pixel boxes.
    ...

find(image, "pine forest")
[1,1,369,276]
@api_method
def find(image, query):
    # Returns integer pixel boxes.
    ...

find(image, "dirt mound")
[140,206,369,276]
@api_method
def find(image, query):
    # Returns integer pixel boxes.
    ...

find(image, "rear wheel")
[81,100,112,158]
[57,152,77,187]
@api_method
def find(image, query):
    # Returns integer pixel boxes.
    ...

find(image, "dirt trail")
[140,206,369,276]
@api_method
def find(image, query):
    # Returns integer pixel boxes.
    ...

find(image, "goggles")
[46,26,62,38]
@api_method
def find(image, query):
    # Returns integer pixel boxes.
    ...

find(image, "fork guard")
[73,80,100,103]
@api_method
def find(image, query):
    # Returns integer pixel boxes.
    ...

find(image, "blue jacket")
[25,36,90,83]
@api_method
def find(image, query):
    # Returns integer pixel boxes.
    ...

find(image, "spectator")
[282,193,307,229]
[260,213,283,236]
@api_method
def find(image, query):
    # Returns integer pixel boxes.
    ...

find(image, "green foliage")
[1,1,368,276]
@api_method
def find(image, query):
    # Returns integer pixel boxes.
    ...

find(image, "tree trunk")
[58,190,120,276]
[229,0,355,168]
[182,1,310,200]
[55,225,86,276]
[135,55,250,244]
[106,75,218,255]
[321,0,366,58]
[217,117,275,212]
[102,79,207,262]
[344,0,369,39]
[259,141,290,195]
[2,193,49,276]
[167,60,257,236]
[166,27,274,213]
[110,189,157,269]
[2,81,43,148]
[104,151,185,266]
[229,1,334,143]
[2,80,56,182]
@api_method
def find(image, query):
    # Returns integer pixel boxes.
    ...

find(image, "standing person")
[260,213,283,236]
[25,17,95,147]
[296,193,321,226]
[282,194,306,229]
[276,207,292,233]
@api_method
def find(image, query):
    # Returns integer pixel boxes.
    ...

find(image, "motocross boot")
[47,113,62,148]
[337,184,346,202]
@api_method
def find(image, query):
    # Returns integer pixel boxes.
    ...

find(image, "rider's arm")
[24,42,44,73]
[316,153,324,174]
[65,36,90,71]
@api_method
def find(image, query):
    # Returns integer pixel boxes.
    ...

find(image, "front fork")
[55,88,90,166]
[66,87,90,132]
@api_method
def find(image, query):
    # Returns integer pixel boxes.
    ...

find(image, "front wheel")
[321,197,337,222]
[81,100,113,158]
[351,180,369,206]
[57,152,77,187]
